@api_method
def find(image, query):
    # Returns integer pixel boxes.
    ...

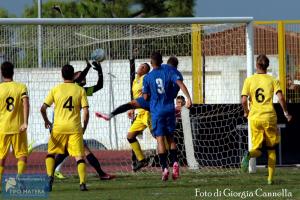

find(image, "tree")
[23,0,195,18]
[0,8,11,18]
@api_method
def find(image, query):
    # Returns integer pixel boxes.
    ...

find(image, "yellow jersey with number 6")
[44,82,89,134]
[0,81,28,134]
[241,74,281,122]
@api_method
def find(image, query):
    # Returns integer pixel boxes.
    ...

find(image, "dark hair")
[176,95,185,101]
[151,51,163,66]
[256,54,269,70]
[1,61,14,79]
[61,64,74,80]
[167,56,178,68]
[143,63,150,73]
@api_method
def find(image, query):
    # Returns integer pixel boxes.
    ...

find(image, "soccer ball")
[91,48,106,62]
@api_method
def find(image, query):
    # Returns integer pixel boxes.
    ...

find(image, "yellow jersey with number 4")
[241,74,281,122]
[44,82,89,134]
[0,81,28,134]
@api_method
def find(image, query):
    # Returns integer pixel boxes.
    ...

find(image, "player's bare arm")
[40,103,52,129]
[277,91,292,122]
[175,80,192,108]
[20,96,30,132]
[241,95,249,118]
[82,107,89,134]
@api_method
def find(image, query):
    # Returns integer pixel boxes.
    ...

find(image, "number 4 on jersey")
[63,96,74,111]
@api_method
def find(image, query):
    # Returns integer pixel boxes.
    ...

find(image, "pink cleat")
[172,162,180,180]
[100,173,116,180]
[95,112,110,121]
[162,168,169,181]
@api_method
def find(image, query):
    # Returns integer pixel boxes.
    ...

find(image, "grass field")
[45,168,300,200]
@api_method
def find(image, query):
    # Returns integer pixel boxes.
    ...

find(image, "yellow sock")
[17,160,26,174]
[267,150,276,182]
[77,162,86,184]
[130,141,145,161]
[250,149,262,158]
[0,165,4,185]
[45,156,55,177]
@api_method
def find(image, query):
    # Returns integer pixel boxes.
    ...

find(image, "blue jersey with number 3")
[143,66,180,115]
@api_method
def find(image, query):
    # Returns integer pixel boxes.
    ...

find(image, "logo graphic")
[2,174,49,199]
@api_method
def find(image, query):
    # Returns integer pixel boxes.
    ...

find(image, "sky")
[0,0,299,20]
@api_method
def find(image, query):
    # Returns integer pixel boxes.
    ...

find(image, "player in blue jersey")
[95,56,182,120]
[143,52,192,181]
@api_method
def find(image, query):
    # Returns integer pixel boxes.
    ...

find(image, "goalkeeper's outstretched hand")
[92,61,102,72]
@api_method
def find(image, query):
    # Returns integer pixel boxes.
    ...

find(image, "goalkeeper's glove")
[92,61,102,72]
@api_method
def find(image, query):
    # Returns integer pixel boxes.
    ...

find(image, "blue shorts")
[151,112,175,137]
[136,97,150,111]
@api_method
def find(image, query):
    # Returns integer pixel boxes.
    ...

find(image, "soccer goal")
[0,17,254,174]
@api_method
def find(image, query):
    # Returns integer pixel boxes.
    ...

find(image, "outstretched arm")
[75,58,92,83]
[176,80,192,108]
[91,61,104,93]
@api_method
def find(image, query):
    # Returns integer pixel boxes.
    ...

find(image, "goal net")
[0,18,254,174]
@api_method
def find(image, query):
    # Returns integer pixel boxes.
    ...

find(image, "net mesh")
[0,23,251,174]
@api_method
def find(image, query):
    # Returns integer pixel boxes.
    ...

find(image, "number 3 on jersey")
[255,88,265,103]
[63,96,74,111]
[156,78,165,94]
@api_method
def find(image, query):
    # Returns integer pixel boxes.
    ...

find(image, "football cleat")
[133,159,148,172]
[172,162,180,180]
[80,183,88,191]
[54,171,66,179]
[162,168,169,181]
[95,112,110,121]
[241,151,250,173]
[100,173,116,180]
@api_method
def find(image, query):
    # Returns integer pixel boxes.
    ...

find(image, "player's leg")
[153,116,169,181]
[241,120,264,172]
[127,112,148,171]
[166,114,179,180]
[68,133,87,191]
[96,99,141,120]
[84,142,115,180]
[46,133,68,191]
[0,135,12,186]
[13,132,29,175]
[265,121,280,185]
[54,151,68,179]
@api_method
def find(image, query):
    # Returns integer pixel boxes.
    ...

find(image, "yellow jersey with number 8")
[241,74,281,122]
[44,82,89,134]
[0,81,28,134]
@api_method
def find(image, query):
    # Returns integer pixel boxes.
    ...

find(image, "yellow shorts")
[0,132,28,159]
[250,120,279,150]
[128,111,152,133]
[48,132,84,157]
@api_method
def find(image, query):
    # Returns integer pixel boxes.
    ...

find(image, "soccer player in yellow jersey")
[40,64,89,191]
[0,61,29,186]
[241,54,292,185]
[127,63,151,171]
